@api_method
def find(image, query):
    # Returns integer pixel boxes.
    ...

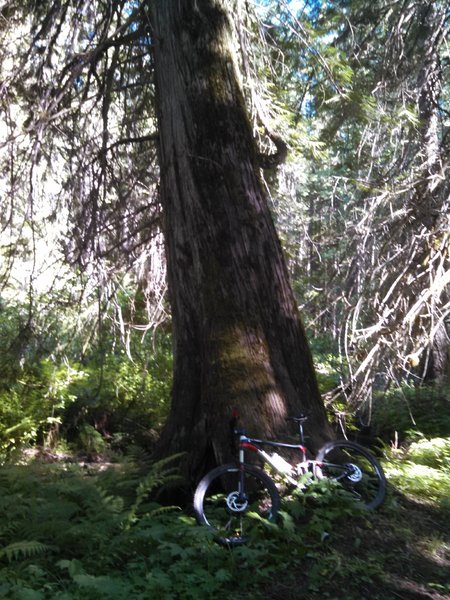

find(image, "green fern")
[123,453,184,529]
[0,540,51,562]
[125,444,154,468]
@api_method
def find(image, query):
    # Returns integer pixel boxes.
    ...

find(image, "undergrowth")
[0,452,371,600]
[383,436,450,510]
[0,427,449,599]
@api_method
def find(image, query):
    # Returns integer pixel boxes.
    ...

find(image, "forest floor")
[258,485,450,600]
[1,444,449,599]
[50,453,450,599]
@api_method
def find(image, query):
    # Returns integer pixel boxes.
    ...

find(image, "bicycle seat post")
[287,415,308,445]
[298,421,305,445]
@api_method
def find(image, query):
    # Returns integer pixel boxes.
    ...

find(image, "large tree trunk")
[150,0,332,484]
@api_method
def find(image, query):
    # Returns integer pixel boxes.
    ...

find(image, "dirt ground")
[263,491,450,600]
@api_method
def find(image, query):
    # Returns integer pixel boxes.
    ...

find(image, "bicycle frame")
[237,432,371,506]
[194,417,387,545]
[238,434,311,488]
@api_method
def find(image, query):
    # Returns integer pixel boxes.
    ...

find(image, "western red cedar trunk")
[150,0,333,484]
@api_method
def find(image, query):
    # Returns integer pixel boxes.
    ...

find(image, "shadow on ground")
[260,487,450,600]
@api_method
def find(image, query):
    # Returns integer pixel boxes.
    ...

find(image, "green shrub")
[406,437,450,471]
[63,336,172,450]
[310,335,345,396]
[372,384,450,441]
[383,435,450,510]
[0,360,86,460]
[0,295,173,458]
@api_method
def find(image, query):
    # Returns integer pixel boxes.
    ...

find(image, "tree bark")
[150,0,332,483]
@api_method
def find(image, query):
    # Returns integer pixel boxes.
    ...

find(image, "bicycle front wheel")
[193,463,280,546]
[315,440,386,510]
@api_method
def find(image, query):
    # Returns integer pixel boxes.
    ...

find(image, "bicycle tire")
[193,463,281,546]
[315,440,386,510]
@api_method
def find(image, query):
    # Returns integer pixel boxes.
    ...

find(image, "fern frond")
[124,445,154,469]
[0,540,51,562]
[148,504,181,517]
[151,452,186,471]
[96,488,125,515]
[122,453,185,529]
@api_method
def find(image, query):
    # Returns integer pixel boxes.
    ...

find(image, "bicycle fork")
[237,441,247,502]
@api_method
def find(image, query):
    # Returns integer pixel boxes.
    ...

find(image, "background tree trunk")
[414,2,449,383]
[151,0,332,483]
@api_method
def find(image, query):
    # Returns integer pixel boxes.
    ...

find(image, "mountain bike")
[193,415,386,546]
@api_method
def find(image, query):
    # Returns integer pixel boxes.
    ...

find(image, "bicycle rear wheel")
[193,463,280,546]
[315,440,386,509]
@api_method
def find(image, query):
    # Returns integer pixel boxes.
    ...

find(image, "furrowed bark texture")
[151,0,332,482]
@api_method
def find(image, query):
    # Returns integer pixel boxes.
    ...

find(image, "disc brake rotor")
[226,491,248,512]
[345,463,363,483]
